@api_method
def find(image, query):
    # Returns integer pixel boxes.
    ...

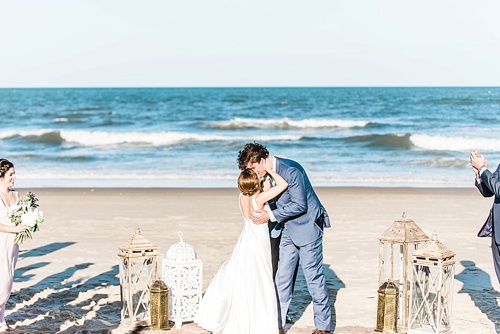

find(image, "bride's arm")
[255,168,287,207]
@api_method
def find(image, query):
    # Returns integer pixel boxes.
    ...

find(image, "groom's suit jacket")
[270,157,331,247]
[476,164,500,243]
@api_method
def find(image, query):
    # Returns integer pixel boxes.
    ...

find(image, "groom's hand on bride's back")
[250,209,269,225]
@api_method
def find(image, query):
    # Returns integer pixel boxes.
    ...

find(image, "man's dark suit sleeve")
[480,165,500,197]
[476,178,494,198]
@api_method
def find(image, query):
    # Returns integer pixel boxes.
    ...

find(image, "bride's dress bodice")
[240,194,269,230]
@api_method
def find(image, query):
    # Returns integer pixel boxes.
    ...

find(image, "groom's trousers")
[270,234,281,279]
[270,228,299,285]
[276,229,332,331]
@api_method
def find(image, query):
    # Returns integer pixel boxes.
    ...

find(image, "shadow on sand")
[19,242,76,259]
[288,263,345,331]
[455,260,500,333]
[7,241,120,333]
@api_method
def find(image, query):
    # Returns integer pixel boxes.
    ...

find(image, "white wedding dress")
[195,194,278,334]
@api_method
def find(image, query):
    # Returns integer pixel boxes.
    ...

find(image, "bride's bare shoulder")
[239,192,251,204]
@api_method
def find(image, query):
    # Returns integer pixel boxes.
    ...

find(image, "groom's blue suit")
[269,156,332,331]
[476,164,500,282]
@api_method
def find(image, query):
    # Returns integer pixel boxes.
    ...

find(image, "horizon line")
[1,85,500,89]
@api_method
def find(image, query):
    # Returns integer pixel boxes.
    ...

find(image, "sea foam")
[209,118,371,129]
[410,134,500,152]
[59,130,302,146]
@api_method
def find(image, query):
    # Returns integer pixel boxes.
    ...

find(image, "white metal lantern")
[162,231,203,329]
[118,227,160,324]
[379,213,430,331]
[408,233,455,334]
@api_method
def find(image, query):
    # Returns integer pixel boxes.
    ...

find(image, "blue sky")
[1,0,499,87]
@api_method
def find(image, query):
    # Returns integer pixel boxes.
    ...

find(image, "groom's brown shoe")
[279,329,287,334]
[312,330,332,334]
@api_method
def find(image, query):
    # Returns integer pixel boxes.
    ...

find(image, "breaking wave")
[345,133,500,152]
[208,118,372,129]
[0,129,303,147]
[409,134,500,152]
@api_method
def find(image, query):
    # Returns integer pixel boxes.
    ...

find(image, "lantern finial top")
[118,227,159,255]
[166,231,198,262]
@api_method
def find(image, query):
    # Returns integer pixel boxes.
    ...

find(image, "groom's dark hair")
[237,142,269,170]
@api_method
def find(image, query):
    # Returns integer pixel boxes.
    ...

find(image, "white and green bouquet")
[10,191,44,245]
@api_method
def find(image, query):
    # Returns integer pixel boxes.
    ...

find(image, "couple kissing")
[195,142,332,334]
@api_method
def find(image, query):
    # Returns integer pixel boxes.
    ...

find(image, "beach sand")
[4,187,500,334]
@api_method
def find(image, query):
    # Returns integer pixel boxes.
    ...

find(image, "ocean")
[1,87,499,188]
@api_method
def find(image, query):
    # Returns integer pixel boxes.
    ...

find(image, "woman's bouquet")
[10,191,44,245]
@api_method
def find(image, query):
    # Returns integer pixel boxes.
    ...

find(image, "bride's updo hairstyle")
[238,168,261,196]
[0,159,14,178]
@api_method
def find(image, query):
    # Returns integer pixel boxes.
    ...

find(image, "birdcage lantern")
[118,227,160,325]
[162,231,203,329]
[408,233,455,334]
[378,213,430,331]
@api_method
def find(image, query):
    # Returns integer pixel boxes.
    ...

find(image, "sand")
[3,187,499,334]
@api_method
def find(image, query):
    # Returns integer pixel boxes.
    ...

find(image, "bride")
[195,167,288,334]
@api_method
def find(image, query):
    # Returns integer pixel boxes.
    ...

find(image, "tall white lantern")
[378,213,430,331]
[408,233,455,334]
[118,227,159,324]
[162,231,203,329]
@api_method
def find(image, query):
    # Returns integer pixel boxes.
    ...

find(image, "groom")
[237,142,332,334]
[470,150,500,283]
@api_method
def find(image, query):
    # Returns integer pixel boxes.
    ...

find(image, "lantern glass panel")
[409,261,454,334]
[379,241,422,330]
[119,256,158,322]
[380,242,403,284]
